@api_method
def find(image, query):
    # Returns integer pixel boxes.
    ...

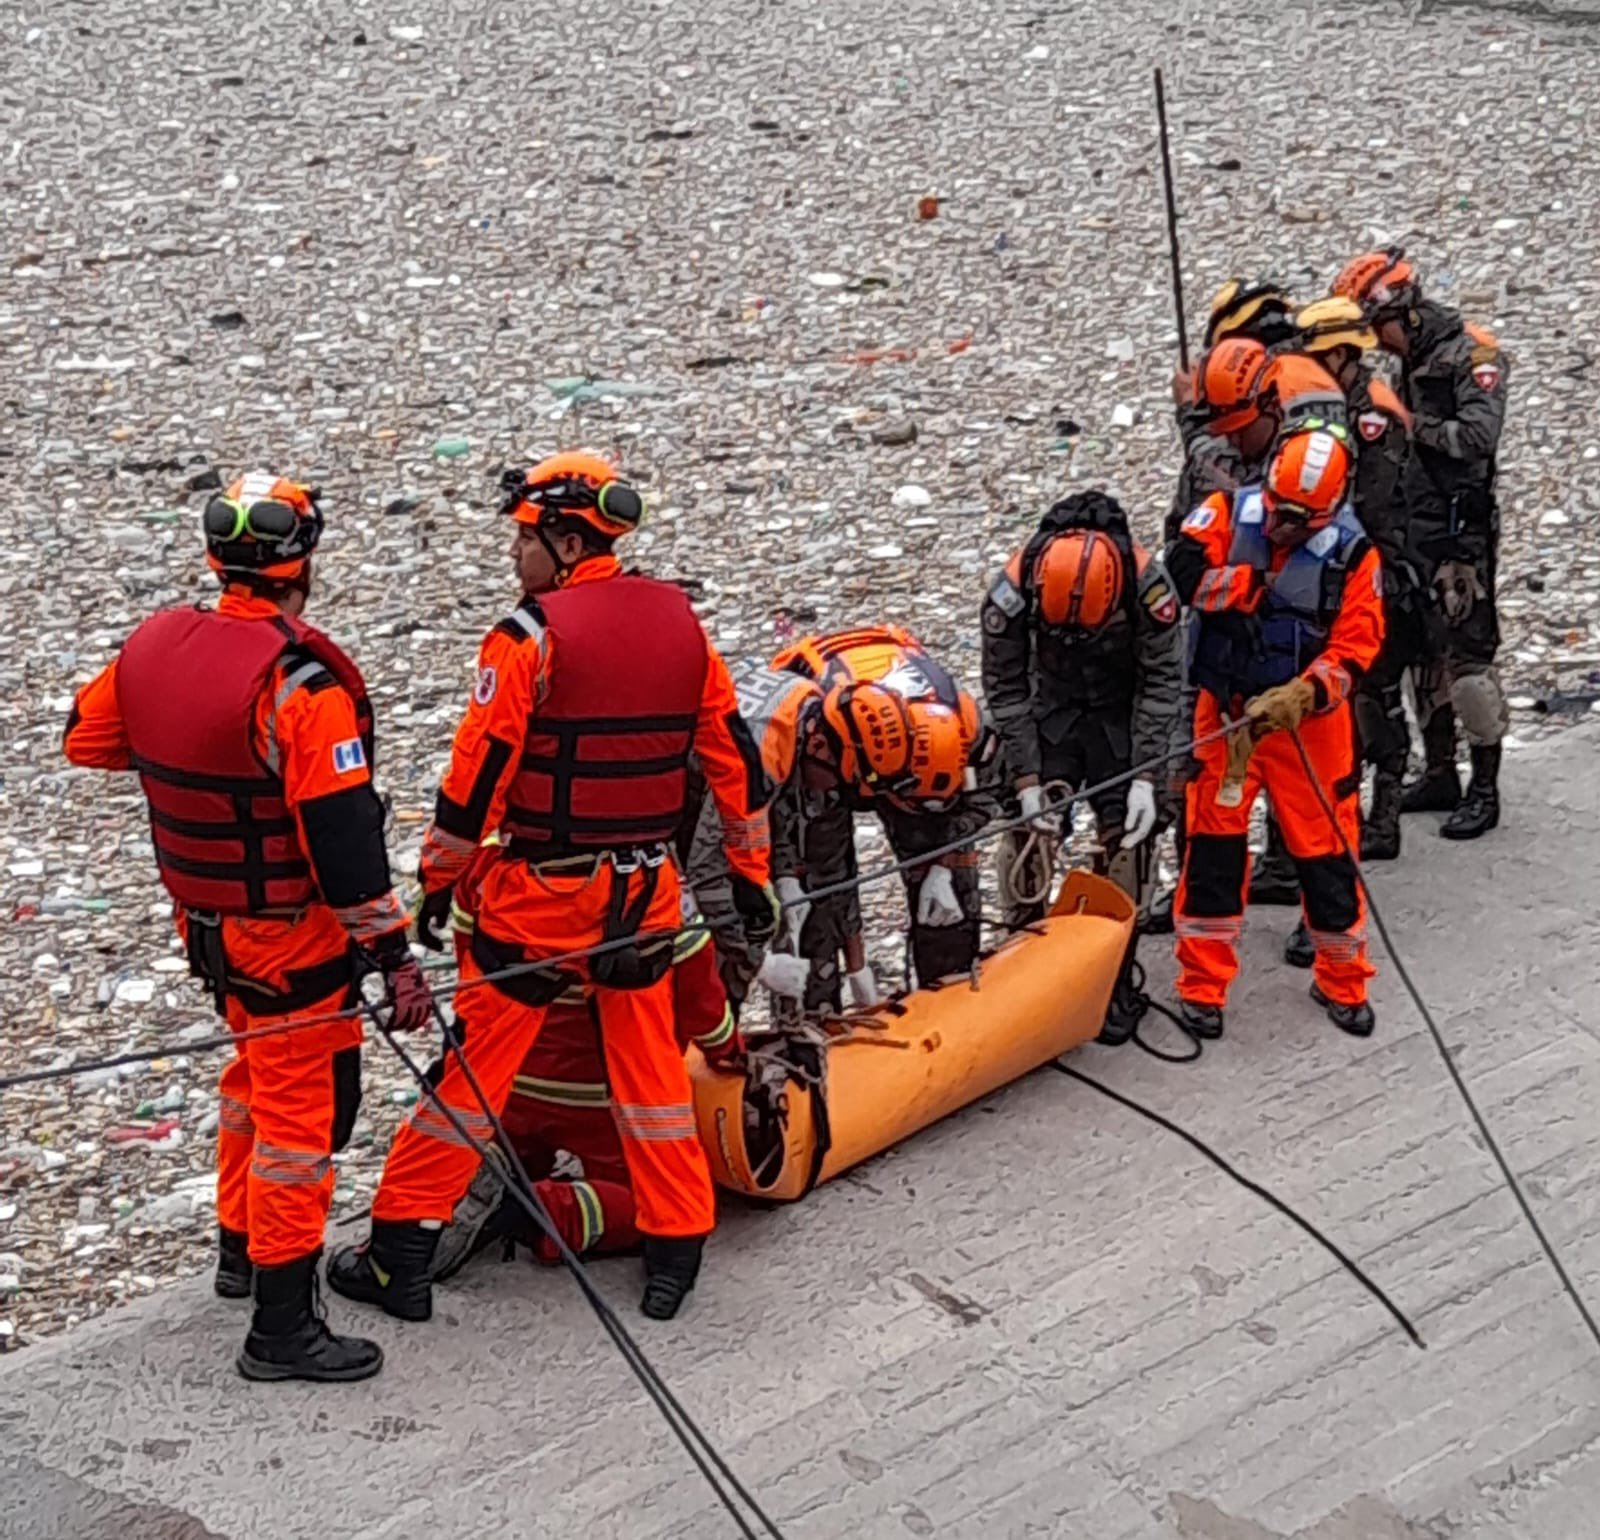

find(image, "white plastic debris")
[891,485,932,510]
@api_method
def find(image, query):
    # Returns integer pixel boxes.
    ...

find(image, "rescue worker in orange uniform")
[759,627,989,1015]
[1164,429,1385,1039]
[1295,297,1416,863]
[1168,279,1300,540]
[981,490,1184,1044]
[425,851,744,1280]
[678,659,824,1015]
[62,473,432,1384]
[1336,247,1511,841]
[329,453,774,1323]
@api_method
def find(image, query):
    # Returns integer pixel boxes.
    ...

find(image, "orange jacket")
[420,556,771,891]
[1174,492,1385,709]
[63,590,407,945]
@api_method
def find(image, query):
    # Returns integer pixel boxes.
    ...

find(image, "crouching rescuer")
[63,474,433,1384]
[1164,429,1384,1040]
[329,454,775,1323]
[981,490,1183,1044]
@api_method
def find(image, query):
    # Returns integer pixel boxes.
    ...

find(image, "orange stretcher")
[689,870,1135,1202]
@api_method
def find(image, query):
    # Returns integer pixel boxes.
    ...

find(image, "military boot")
[1248,816,1300,905]
[215,1224,253,1300]
[1178,1000,1225,1040]
[1442,745,1501,841]
[1401,708,1461,814]
[236,1252,383,1383]
[1311,984,1375,1039]
[1283,920,1314,969]
[1361,771,1403,861]
[1097,968,1147,1047]
[327,1219,441,1323]
[641,1236,704,1321]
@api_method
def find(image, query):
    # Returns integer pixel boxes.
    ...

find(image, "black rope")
[1123,960,1204,1064]
[1049,1060,1423,1348]
[1286,725,1600,1356]
[0,720,1246,1094]
[368,1004,785,1540]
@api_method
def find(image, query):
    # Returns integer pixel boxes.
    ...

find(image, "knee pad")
[1450,670,1508,746]
[1297,856,1360,934]
[1183,834,1248,917]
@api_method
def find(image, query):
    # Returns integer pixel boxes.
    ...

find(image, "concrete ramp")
[6,728,1600,1540]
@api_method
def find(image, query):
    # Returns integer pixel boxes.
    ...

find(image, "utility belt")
[183,907,357,1021]
[474,843,677,1005]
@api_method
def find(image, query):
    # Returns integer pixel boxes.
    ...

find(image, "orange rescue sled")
[691,869,1135,1202]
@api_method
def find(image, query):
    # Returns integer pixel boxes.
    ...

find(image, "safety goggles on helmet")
[1332,245,1416,320]
[203,475,324,574]
[499,453,644,539]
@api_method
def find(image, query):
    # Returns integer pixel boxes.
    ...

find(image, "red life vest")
[501,574,708,855]
[115,606,372,916]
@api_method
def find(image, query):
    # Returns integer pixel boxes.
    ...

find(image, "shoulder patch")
[1471,360,1502,392]
[1357,410,1390,442]
[985,573,1026,619]
[1181,504,1217,533]
[473,665,498,706]
[331,738,367,774]
[1139,574,1180,628]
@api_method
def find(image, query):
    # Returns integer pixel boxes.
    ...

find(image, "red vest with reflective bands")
[115,606,372,916]
[502,574,707,854]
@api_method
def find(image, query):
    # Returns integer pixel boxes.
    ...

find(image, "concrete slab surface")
[6,727,1600,1539]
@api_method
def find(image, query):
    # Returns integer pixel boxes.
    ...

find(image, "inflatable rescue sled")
[690,869,1135,1201]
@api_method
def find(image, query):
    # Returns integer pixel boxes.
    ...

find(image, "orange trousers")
[206,907,363,1267]
[375,854,715,1237]
[1176,691,1374,1010]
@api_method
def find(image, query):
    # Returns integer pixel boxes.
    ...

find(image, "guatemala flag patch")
[332,738,367,774]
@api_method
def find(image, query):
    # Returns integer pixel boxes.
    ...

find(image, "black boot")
[236,1252,383,1383]
[1248,818,1300,906]
[1097,969,1147,1047]
[1311,983,1375,1038]
[1178,1000,1225,1040]
[327,1219,441,1322]
[1361,771,1403,862]
[1442,744,1501,840]
[1283,920,1314,970]
[1401,708,1460,814]
[429,1149,517,1283]
[641,1236,704,1321]
[215,1225,253,1300]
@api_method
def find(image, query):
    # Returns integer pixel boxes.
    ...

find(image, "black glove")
[729,874,781,951]
[416,885,455,953]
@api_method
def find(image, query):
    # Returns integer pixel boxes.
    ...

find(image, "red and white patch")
[1472,362,1501,391]
[1357,411,1389,442]
[1151,592,1178,625]
[473,665,497,706]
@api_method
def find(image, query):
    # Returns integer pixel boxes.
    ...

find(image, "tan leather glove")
[1246,676,1316,738]
[1217,724,1255,808]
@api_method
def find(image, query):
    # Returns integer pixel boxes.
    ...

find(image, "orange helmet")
[1331,246,1416,317]
[822,681,981,809]
[1197,338,1269,433]
[1204,278,1296,348]
[498,451,643,540]
[203,472,323,583]
[1029,530,1125,631]
[1262,428,1351,540]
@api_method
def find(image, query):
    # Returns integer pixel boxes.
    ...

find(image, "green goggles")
[203,493,321,558]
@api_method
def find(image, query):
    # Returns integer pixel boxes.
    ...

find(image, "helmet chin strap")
[534,522,576,587]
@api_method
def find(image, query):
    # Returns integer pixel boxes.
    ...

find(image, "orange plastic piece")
[690,869,1135,1201]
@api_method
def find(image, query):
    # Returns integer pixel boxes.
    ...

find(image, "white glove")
[1120,778,1158,850]
[775,875,809,948]
[845,965,881,1009]
[915,864,964,928]
[1019,783,1062,837]
[756,951,811,1001]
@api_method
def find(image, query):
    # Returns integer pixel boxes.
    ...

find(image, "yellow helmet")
[1295,296,1378,356]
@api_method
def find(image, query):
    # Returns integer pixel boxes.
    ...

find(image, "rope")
[0,720,1245,1094]
[1049,1060,1423,1347]
[1285,724,1600,1357]
[369,1004,785,1539]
